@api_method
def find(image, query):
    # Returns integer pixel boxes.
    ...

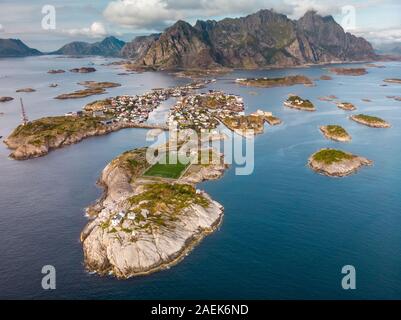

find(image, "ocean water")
[1,56,401,299]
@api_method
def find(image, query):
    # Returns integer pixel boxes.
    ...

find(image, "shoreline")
[4,121,168,160]
[80,147,228,279]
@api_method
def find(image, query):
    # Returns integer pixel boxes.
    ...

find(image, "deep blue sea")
[0,56,401,299]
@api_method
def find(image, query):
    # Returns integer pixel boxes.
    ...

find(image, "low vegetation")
[286,95,315,110]
[312,149,355,165]
[55,88,105,99]
[352,114,386,124]
[9,115,104,145]
[130,183,209,213]
[236,75,313,87]
[323,125,349,138]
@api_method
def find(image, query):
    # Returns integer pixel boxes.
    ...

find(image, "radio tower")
[20,98,29,125]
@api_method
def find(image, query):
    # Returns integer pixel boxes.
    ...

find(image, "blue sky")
[0,0,400,51]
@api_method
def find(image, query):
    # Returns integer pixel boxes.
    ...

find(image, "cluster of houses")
[109,91,168,123]
[168,91,245,131]
[85,79,217,125]
[110,209,150,228]
[65,111,84,117]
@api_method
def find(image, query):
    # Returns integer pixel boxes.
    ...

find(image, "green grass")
[325,125,349,137]
[353,114,386,124]
[313,149,355,164]
[143,153,189,179]
[129,183,209,216]
[9,115,105,145]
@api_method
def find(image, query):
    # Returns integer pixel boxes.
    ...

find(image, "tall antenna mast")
[20,98,29,125]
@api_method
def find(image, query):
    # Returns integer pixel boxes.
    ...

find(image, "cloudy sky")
[0,0,400,51]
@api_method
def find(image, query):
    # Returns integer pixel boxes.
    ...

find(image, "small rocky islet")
[320,125,351,142]
[0,96,14,102]
[350,114,391,128]
[337,102,356,111]
[284,95,316,111]
[383,78,401,84]
[308,149,372,177]
[55,81,121,100]
[235,75,314,88]
[16,88,36,93]
[329,67,368,76]
[69,67,97,73]
[48,69,66,74]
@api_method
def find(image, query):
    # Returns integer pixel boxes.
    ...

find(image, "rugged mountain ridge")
[0,39,42,57]
[52,36,125,56]
[122,9,376,69]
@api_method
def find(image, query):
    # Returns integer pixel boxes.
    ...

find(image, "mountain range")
[0,39,42,57]
[51,36,125,56]
[123,10,376,69]
[374,42,401,56]
[0,9,377,69]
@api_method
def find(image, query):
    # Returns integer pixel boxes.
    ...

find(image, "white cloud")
[355,27,401,44]
[63,22,107,38]
[102,0,366,30]
[104,0,176,30]
[0,24,4,33]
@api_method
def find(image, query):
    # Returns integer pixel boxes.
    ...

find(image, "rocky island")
[80,146,227,278]
[384,78,401,84]
[284,95,316,111]
[320,125,351,142]
[350,114,391,128]
[329,67,368,76]
[308,149,372,177]
[70,67,97,73]
[337,102,356,111]
[55,88,106,100]
[235,75,313,88]
[0,96,13,102]
[16,88,36,93]
[55,81,120,100]
[48,69,66,74]
[173,68,231,79]
[78,81,121,89]
[3,115,134,160]
[387,96,401,102]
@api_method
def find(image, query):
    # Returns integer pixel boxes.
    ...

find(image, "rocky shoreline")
[308,149,372,177]
[80,148,227,278]
[329,67,368,76]
[350,114,391,128]
[0,96,13,102]
[3,118,162,160]
[337,102,356,111]
[320,125,351,142]
[384,78,401,84]
[235,75,314,88]
[284,95,316,112]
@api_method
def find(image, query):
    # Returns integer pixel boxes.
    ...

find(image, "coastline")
[80,147,228,279]
[4,121,168,160]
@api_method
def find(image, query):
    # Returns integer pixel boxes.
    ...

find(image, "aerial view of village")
[1,0,401,311]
